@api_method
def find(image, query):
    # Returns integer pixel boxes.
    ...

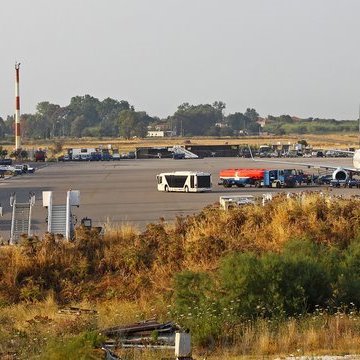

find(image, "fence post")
[175,332,192,359]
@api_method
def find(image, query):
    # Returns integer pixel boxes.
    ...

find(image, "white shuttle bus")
[156,171,212,192]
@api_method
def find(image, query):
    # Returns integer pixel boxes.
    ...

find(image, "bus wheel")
[165,185,169,192]
[276,182,281,188]
[184,185,189,193]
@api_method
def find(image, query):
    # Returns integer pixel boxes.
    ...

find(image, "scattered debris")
[58,306,98,315]
[102,320,184,348]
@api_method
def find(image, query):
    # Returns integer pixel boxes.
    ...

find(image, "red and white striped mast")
[15,62,21,150]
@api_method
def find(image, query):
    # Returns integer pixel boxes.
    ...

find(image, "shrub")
[40,331,104,360]
[219,252,266,318]
[334,240,360,306]
[218,239,332,318]
[172,271,221,348]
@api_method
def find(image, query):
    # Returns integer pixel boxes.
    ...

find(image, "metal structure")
[102,320,192,359]
[219,193,273,210]
[42,190,80,240]
[169,145,198,159]
[15,62,21,150]
[10,192,35,244]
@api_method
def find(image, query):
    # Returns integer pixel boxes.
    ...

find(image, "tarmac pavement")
[0,156,357,242]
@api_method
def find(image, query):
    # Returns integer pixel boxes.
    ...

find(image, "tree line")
[0,95,357,139]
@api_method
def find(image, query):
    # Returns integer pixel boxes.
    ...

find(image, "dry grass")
[1,193,360,357]
[1,298,360,359]
[1,193,360,305]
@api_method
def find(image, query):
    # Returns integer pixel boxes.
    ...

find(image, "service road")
[0,156,356,241]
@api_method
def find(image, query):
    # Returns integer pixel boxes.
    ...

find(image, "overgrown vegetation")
[1,193,360,358]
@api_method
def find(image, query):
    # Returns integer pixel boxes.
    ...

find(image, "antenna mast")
[15,62,21,150]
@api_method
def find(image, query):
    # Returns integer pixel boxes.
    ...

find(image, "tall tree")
[173,103,222,136]
[244,108,259,123]
[119,110,153,139]
[226,112,248,131]
[0,117,6,138]
[119,110,136,139]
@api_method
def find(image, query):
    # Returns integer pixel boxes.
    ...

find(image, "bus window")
[166,175,187,188]
[197,175,211,188]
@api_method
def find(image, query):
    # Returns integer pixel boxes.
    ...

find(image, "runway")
[0,156,356,241]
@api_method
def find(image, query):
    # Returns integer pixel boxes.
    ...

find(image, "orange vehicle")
[219,168,265,187]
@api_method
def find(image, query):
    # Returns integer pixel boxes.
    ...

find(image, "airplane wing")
[248,147,360,173]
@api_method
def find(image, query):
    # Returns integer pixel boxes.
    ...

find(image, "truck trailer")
[218,168,265,187]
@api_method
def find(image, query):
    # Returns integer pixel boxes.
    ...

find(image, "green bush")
[40,331,104,360]
[334,240,360,306]
[217,239,332,318]
[173,271,215,316]
[172,271,221,347]
[218,252,266,318]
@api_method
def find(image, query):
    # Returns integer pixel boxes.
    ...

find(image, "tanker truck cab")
[262,169,298,188]
[156,171,212,192]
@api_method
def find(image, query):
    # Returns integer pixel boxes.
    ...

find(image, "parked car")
[312,151,324,157]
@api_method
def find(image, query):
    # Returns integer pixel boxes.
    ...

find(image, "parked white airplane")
[249,147,360,182]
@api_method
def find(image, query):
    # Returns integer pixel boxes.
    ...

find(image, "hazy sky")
[1,0,360,120]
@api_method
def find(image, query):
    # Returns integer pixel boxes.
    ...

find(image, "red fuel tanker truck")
[219,168,305,188]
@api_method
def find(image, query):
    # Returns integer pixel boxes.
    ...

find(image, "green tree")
[119,110,154,139]
[212,101,226,113]
[119,110,136,139]
[98,98,130,136]
[226,112,248,131]
[0,117,6,138]
[244,108,259,123]
[70,115,87,138]
[173,103,222,136]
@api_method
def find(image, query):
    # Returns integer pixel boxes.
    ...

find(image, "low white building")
[147,130,176,137]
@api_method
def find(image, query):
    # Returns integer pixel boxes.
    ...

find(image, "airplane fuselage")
[353,149,360,169]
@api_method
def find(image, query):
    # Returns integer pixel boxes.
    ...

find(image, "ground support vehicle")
[14,164,35,175]
[219,168,305,188]
[330,178,360,188]
[218,168,265,188]
[315,174,333,185]
[0,165,15,177]
[261,169,302,188]
[156,171,212,192]
[219,195,256,209]
[0,159,12,166]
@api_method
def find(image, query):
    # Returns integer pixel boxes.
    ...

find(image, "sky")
[1,0,360,121]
